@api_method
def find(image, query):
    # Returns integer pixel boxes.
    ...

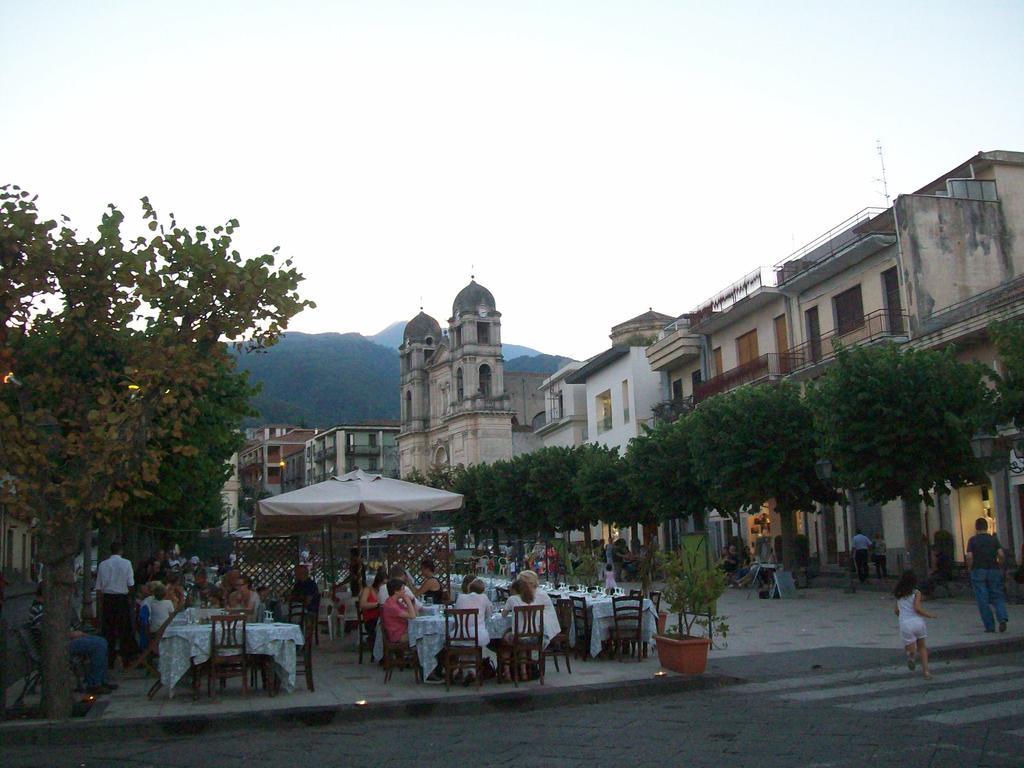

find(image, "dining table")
[158,614,305,698]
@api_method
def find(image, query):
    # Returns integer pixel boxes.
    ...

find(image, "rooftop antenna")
[874,139,890,206]
[470,263,475,281]
[419,295,423,312]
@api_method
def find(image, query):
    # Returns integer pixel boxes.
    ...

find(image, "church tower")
[398,309,441,473]
[448,279,507,408]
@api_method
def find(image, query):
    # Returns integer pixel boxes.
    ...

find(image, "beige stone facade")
[398,281,541,477]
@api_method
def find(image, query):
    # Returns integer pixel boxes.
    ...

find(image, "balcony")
[774,208,895,291]
[646,319,702,372]
[693,353,799,404]
[347,444,380,456]
[313,449,325,462]
[786,309,910,377]
[325,445,336,459]
[652,396,694,424]
[689,267,782,334]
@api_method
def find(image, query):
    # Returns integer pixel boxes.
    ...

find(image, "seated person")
[163,573,186,609]
[147,583,176,631]
[228,576,260,619]
[289,564,320,616]
[460,573,476,596]
[414,559,445,604]
[29,586,116,695]
[453,578,493,648]
[502,570,557,648]
[381,578,418,645]
[359,570,386,646]
[378,565,420,610]
[187,569,212,605]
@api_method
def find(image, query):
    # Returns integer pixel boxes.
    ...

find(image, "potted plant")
[654,547,728,674]
[569,548,601,589]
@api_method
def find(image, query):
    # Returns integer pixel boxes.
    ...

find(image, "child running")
[893,569,937,678]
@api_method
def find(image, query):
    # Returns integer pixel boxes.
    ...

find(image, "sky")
[2,1,1023,360]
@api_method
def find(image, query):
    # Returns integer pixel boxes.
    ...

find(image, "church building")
[397,280,545,477]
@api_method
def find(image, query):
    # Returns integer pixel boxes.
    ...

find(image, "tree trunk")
[902,497,928,579]
[80,521,93,621]
[779,507,797,573]
[583,526,592,547]
[40,525,80,720]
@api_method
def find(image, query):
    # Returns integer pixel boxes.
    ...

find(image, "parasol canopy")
[253,469,463,536]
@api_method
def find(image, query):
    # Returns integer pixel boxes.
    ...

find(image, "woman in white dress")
[453,578,493,647]
[893,570,937,678]
[502,570,558,649]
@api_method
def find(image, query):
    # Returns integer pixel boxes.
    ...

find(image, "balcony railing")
[325,446,336,459]
[694,353,799,403]
[786,309,909,373]
[774,207,890,285]
[652,396,694,424]
[347,444,380,456]
[693,309,911,403]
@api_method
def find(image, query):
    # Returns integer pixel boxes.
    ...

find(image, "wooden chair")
[628,589,643,598]
[570,596,591,660]
[208,613,249,697]
[496,604,545,687]
[648,591,662,615]
[611,595,643,662]
[495,586,510,603]
[295,612,316,692]
[355,604,373,665]
[382,636,421,683]
[125,609,180,700]
[541,598,573,674]
[442,608,482,690]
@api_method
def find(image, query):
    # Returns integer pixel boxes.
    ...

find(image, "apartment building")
[647,150,1024,570]
[304,423,401,485]
[535,361,588,448]
[238,425,319,498]
[1,503,35,581]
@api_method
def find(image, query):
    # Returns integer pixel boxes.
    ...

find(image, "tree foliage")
[0,186,311,718]
[808,343,990,577]
[990,318,1024,431]
[624,418,710,528]
[689,382,830,570]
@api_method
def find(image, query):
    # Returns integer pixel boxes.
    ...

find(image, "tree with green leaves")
[624,416,711,532]
[0,187,310,718]
[573,444,630,545]
[119,362,256,548]
[525,446,581,537]
[990,318,1024,431]
[689,382,830,571]
[808,343,990,578]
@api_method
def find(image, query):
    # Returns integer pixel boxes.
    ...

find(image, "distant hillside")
[233,331,572,427]
[367,320,542,359]
[505,354,574,374]
[232,333,400,427]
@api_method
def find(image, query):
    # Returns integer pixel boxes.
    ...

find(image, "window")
[833,285,864,336]
[405,390,412,421]
[712,347,723,376]
[805,307,821,362]
[621,380,630,423]
[671,378,684,401]
[735,329,759,366]
[454,327,462,347]
[773,314,789,353]
[479,364,492,396]
[881,267,904,333]
[556,391,564,419]
[369,432,378,447]
[596,390,613,434]
[456,368,464,400]
[368,457,379,472]
[690,369,702,392]
[477,322,489,344]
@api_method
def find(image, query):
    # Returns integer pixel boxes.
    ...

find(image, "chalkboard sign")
[773,570,797,599]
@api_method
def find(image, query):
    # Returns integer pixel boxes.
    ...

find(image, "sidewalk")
[3,583,1020,740]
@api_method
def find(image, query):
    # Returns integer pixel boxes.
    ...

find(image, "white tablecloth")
[159,621,305,697]
[579,595,658,658]
[372,613,511,679]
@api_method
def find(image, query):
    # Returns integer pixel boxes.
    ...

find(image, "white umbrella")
[254,469,463,537]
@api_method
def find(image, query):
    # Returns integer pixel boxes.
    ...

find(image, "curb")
[0,672,741,746]
[930,635,1024,661]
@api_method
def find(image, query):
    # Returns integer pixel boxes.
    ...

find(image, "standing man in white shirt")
[95,542,136,668]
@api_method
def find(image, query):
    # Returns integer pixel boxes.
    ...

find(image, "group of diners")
[357,561,558,684]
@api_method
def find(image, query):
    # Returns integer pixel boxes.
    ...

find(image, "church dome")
[452,279,497,316]
[403,311,442,344]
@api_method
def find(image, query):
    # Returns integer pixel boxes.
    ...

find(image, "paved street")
[2,654,1022,768]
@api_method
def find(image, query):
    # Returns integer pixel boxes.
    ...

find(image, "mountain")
[366,320,542,359]
[232,331,572,428]
[232,332,400,427]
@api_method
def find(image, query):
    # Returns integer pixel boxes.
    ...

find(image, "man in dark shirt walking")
[966,517,1008,633]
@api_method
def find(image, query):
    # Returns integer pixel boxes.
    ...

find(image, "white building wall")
[584,348,661,453]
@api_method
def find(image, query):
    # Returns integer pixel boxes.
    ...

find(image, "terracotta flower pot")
[654,634,711,674]
[656,611,668,635]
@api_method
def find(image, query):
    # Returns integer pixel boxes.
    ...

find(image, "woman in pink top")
[381,578,418,644]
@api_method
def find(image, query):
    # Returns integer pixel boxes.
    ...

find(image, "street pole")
[842,490,856,594]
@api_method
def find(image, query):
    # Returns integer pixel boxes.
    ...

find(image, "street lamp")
[970,434,995,461]
[815,458,856,594]
[970,433,1018,568]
